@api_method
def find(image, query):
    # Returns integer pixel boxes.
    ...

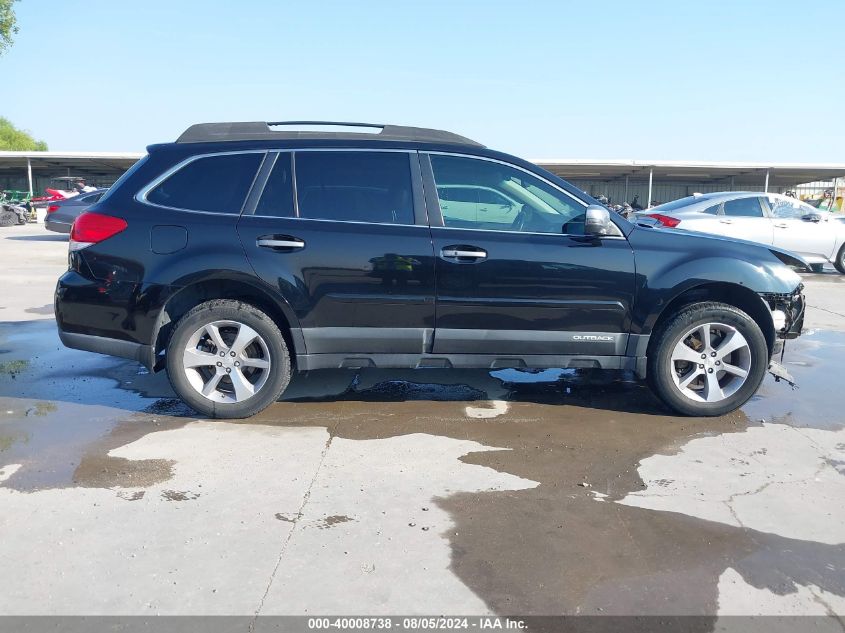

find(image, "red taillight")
[647,213,681,228]
[69,212,127,251]
[46,204,60,214]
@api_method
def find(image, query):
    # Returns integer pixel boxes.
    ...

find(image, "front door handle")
[441,246,487,260]
[257,235,305,249]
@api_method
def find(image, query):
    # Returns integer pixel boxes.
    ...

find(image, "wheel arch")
[150,276,304,372]
[647,282,776,356]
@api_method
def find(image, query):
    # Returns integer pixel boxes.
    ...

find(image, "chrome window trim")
[426,151,627,238]
[136,149,269,215]
[427,150,588,208]
[137,147,418,216]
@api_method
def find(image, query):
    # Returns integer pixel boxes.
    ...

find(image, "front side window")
[768,196,815,219]
[147,153,263,213]
[723,197,764,217]
[429,154,596,235]
[294,151,414,225]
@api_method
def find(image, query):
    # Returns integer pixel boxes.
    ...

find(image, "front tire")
[166,300,291,419]
[835,244,845,274]
[647,302,769,417]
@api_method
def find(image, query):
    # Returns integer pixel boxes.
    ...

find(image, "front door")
[424,153,636,357]
[767,195,837,261]
[237,150,436,355]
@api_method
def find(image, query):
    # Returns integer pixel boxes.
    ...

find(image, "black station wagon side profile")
[55,121,806,418]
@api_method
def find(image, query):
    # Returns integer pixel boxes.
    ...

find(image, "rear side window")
[723,197,764,217]
[255,153,295,217]
[702,204,720,214]
[147,153,262,213]
[294,152,414,225]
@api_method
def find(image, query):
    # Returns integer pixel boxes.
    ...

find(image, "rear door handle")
[441,246,487,260]
[774,223,788,229]
[719,219,733,224]
[256,236,305,249]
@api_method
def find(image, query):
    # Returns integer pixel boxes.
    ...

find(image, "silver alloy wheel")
[669,323,751,403]
[182,320,271,403]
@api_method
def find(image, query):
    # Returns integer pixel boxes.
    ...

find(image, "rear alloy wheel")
[648,302,769,416]
[166,300,290,418]
[835,244,845,274]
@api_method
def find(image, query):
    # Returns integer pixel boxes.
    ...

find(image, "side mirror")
[584,204,612,236]
[801,213,821,223]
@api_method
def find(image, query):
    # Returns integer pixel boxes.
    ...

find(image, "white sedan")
[639,192,845,273]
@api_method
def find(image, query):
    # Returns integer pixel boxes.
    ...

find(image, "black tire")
[0,211,16,227]
[165,300,291,419]
[647,302,769,417]
[835,244,845,275]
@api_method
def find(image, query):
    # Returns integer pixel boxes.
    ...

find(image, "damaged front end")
[760,283,806,386]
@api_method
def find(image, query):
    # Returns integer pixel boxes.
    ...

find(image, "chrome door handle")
[774,223,788,229]
[441,247,487,259]
[719,219,733,224]
[257,237,305,249]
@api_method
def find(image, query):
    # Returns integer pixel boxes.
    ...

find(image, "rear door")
[237,150,436,356]
[716,196,774,244]
[767,195,837,260]
[424,153,636,357]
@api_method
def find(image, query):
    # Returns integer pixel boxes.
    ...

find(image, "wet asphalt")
[0,223,844,621]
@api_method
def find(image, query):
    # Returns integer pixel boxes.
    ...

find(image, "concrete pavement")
[0,222,843,621]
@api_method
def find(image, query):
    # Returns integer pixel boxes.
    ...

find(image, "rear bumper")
[55,269,159,369]
[58,328,152,368]
[44,217,72,233]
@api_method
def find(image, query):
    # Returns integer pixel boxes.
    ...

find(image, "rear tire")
[165,300,291,419]
[647,302,769,417]
[835,244,845,274]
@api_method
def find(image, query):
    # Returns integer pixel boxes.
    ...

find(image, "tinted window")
[255,153,294,217]
[430,155,597,235]
[440,187,478,204]
[702,204,720,215]
[295,152,414,225]
[147,153,262,213]
[723,197,763,217]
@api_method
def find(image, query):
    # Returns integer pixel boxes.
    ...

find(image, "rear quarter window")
[146,153,263,213]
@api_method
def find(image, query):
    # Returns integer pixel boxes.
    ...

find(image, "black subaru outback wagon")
[55,121,805,418]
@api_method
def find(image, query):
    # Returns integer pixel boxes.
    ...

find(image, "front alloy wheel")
[648,302,769,417]
[670,323,751,403]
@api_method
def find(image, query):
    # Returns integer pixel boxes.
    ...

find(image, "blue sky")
[2,0,843,160]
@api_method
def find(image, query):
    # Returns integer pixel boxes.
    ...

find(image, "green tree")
[0,117,47,150]
[0,0,18,55]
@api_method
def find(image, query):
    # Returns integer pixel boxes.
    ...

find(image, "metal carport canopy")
[3,152,845,194]
[532,159,845,188]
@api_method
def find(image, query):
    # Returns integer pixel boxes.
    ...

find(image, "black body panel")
[54,131,805,376]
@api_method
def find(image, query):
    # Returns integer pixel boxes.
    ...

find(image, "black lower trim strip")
[58,329,152,369]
